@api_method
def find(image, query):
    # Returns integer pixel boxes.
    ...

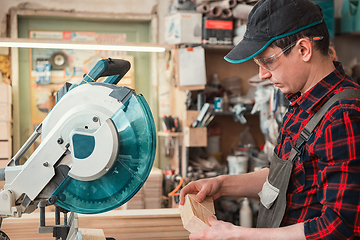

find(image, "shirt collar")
[286,61,345,113]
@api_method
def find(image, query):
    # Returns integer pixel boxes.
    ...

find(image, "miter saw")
[0,58,156,240]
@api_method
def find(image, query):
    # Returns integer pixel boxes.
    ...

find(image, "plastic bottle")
[222,92,229,112]
[240,198,253,228]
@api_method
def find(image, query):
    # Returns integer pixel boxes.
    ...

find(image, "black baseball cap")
[224,0,324,64]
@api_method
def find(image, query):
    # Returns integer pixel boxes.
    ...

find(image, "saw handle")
[101,58,131,78]
[83,58,131,84]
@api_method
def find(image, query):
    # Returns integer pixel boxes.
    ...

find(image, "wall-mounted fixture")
[0,38,171,53]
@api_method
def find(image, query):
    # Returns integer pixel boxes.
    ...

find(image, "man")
[179,0,360,239]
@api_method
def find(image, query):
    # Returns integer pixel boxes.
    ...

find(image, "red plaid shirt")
[275,62,360,239]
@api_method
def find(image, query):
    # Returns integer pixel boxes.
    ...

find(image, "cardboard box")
[179,194,216,233]
[0,83,11,104]
[202,17,233,45]
[0,121,11,140]
[183,127,207,147]
[0,103,11,121]
[165,12,202,44]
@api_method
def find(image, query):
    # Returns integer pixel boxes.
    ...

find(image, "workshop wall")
[0,0,160,37]
[0,0,169,168]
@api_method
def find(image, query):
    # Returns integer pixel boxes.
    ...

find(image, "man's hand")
[179,177,223,205]
[180,169,269,206]
[189,217,306,240]
[189,216,244,240]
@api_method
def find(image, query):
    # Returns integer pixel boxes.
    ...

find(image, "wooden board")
[0,83,11,104]
[179,194,216,233]
[1,209,189,240]
[79,228,106,240]
[0,103,11,121]
[183,127,207,147]
[0,121,11,140]
[0,141,11,159]
[126,168,163,209]
[185,110,199,128]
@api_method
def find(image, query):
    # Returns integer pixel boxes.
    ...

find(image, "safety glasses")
[253,42,297,71]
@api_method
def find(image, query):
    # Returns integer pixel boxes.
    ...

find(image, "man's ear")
[297,38,312,62]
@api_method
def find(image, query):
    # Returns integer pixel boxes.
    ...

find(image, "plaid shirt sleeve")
[304,100,360,239]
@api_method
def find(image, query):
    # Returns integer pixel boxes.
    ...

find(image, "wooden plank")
[0,121,11,140]
[0,159,7,168]
[104,225,185,234]
[1,209,189,240]
[0,141,11,159]
[143,167,162,209]
[183,127,207,147]
[179,194,216,233]
[0,83,11,104]
[79,228,106,240]
[80,217,182,228]
[1,216,53,240]
[0,103,11,121]
[178,85,205,91]
[80,209,188,239]
[185,110,199,128]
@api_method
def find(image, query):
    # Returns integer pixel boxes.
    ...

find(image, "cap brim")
[224,37,270,64]
[224,19,324,64]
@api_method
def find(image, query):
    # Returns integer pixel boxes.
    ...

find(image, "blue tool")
[0,58,156,239]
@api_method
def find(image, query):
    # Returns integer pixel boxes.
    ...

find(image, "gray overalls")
[257,89,360,228]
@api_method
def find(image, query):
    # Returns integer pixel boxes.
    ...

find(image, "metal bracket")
[38,202,71,240]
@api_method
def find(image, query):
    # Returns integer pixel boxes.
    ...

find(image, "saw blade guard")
[52,93,156,214]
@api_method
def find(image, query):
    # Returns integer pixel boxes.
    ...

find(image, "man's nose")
[258,66,271,80]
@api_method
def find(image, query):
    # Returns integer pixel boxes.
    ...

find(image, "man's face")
[255,43,310,94]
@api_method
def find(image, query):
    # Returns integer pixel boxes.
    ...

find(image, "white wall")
[0,0,162,37]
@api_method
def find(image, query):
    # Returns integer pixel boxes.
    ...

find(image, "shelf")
[211,104,255,116]
[212,111,233,116]
[157,131,183,137]
[201,44,234,50]
[176,44,234,50]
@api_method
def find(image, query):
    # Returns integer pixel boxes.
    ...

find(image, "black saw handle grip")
[84,58,131,84]
[100,58,131,78]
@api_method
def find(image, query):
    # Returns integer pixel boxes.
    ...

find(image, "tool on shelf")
[192,103,210,127]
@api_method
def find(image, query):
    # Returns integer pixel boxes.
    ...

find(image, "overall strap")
[288,89,360,163]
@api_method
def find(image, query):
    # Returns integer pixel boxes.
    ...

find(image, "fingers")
[179,182,197,205]
[195,190,206,203]
[207,215,217,226]
[180,178,219,205]
[179,188,186,205]
[180,182,206,205]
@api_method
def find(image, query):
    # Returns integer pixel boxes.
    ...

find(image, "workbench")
[1,208,189,240]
